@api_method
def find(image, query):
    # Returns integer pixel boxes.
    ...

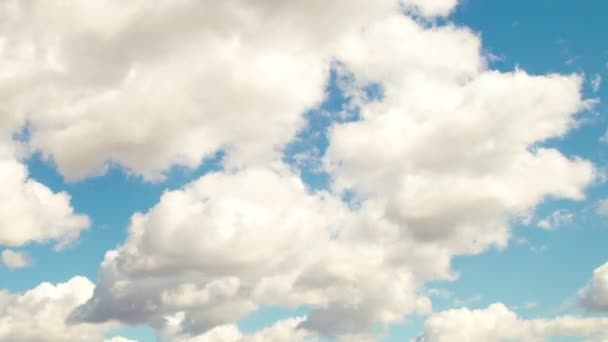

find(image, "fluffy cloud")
[0,150,90,248]
[0,0,466,182]
[1,249,32,269]
[0,105,89,248]
[415,303,608,342]
[70,167,431,339]
[327,13,594,257]
[60,1,597,340]
[0,0,406,181]
[0,276,116,342]
[0,0,593,339]
[579,262,608,312]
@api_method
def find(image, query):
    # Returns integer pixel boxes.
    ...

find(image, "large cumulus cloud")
[0,0,402,180]
[64,0,598,340]
[69,166,432,340]
[327,14,594,256]
[0,0,601,340]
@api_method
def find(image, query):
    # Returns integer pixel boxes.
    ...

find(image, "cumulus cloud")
[0,0,594,340]
[0,104,89,249]
[0,151,90,248]
[327,13,594,257]
[58,1,597,340]
[579,262,608,312]
[70,167,431,339]
[0,0,403,181]
[0,276,116,342]
[0,104,88,249]
[1,249,32,269]
[415,303,608,342]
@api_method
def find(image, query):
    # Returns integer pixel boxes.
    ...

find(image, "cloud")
[328,13,594,257]
[0,0,592,339]
[536,209,574,230]
[596,199,608,217]
[61,2,596,340]
[415,303,608,342]
[0,276,116,342]
[591,74,602,93]
[69,166,432,339]
[1,249,32,269]
[0,105,89,249]
[0,0,405,181]
[0,151,90,248]
[0,116,90,249]
[579,262,608,312]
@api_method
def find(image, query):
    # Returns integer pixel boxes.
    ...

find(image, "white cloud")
[0,151,90,248]
[0,0,403,181]
[536,209,574,230]
[328,13,594,258]
[596,199,608,217]
[591,74,602,93]
[1,249,32,269]
[61,2,597,340]
[0,110,89,249]
[0,0,591,339]
[415,303,608,342]
[579,262,608,312]
[70,166,434,339]
[0,276,116,342]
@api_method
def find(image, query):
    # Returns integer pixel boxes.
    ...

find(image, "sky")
[0,0,608,341]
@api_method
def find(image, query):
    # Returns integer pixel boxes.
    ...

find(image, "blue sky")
[1,1,608,341]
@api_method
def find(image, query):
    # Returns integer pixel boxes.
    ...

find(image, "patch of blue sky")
[282,66,383,193]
